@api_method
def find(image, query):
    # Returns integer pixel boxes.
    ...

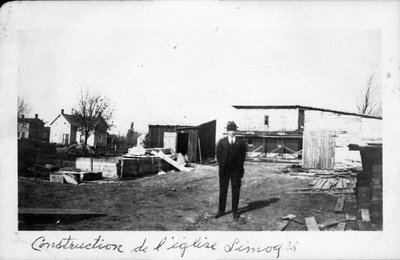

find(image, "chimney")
[71,108,74,114]
[35,114,38,119]
[61,109,64,114]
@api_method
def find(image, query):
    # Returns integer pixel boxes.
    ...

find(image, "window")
[62,134,69,145]
[264,115,269,126]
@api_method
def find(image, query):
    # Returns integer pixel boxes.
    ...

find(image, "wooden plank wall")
[302,130,335,169]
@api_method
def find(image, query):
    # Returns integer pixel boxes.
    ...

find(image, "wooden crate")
[122,156,171,178]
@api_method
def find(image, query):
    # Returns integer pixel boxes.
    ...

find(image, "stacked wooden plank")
[287,176,356,195]
[309,177,355,191]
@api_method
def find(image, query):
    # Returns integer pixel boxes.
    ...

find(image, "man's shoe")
[215,211,224,219]
[233,213,240,220]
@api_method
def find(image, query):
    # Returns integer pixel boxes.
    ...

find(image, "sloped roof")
[50,113,79,126]
[62,114,80,127]
[232,105,382,120]
[18,117,44,125]
[148,117,212,127]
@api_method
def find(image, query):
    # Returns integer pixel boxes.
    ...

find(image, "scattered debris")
[334,197,345,213]
[278,220,289,231]
[304,216,320,231]
[289,175,356,195]
[346,213,356,221]
[281,214,305,226]
[157,171,167,176]
[176,153,187,166]
[184,216,196,224]
[357,220,375,231]
[63,174,79,185]
[151,150,193,172]
[126,147,147,156]
[360,209,371,222]
[318,220,342,230]
[336,222,346,231]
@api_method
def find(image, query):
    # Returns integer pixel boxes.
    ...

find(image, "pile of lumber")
[289,169,357,178]
[287,177,356,194]
[309,177,354,191]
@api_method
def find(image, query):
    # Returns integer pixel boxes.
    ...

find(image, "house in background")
[76,129,108,148]
[148,118,216,162]
[17,114,45,140]
[49,109,108,147]
[49,109,79,145]
[233,105,382,169]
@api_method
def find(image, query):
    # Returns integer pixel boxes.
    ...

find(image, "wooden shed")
[147,119,216,162]
[302,109,382,169]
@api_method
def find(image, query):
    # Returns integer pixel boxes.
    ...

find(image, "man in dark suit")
[215,121,247,220]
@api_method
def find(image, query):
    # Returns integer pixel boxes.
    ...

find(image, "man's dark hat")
[226,121,238,131]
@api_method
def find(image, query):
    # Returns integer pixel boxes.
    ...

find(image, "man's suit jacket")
[216,136,247,177]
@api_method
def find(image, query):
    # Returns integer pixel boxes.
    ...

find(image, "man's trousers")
[218,168,242,214]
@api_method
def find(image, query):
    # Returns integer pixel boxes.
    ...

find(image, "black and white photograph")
[1,1,400,259]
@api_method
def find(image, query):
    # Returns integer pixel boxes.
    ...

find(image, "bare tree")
[17,96,32,118]
[357,74,382,116]
[73,89,114,152]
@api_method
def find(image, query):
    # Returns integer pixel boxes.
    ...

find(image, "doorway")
[177,132,189,155]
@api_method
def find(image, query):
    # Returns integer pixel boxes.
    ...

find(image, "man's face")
[227,129,236,138]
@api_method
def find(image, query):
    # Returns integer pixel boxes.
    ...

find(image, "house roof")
[63,114,80,126]
[50,113,80,126]
[148,117,215,127]
[232,105,382,120]
[18,117,44,125]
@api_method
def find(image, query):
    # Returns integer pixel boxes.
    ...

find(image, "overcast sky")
[12,1,395,135]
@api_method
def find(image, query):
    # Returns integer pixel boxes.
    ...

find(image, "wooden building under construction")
[147,119,216,163]
[233,105,382,169]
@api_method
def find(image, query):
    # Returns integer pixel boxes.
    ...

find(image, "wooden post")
[198,138,202,164]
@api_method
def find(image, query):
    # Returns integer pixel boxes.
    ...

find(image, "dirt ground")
[19,162,350,231]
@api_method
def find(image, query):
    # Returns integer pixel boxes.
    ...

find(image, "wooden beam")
[314,179,327,190]
[197,138,202,165]
[63,174,79,185]
[336,178,343,189]
[305,217,320,231]
[342,179,348,189]
[334,197,345,213]
[321,179,333,190]
[151,151,192,172]
[252,145,264,153]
